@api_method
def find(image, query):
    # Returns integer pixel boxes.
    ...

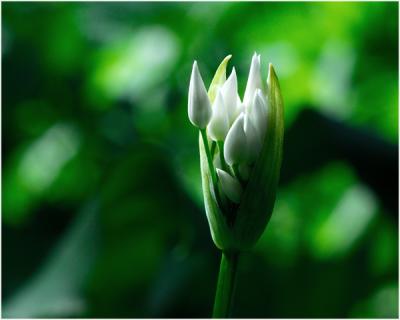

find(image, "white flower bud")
[224,113,247,166]
[244,111,262,163]
[250,89,268,141]
[221,68,239,125]
[232,96,244,122]
[208,91,230,141]
[188,61,212,129]
[216,168,243,203]
[243,53,263,108]
[194,56,285,252]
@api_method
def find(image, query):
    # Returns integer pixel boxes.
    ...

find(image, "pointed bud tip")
[267,63,279,86]
[216,168,242,203]
[268,63,276,75]
[251,52,261,63]
[219,55,232,66]
[191,61,199,76]
[227,67,237,82]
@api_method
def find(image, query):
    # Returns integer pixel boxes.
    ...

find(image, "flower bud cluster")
[188,53,270,204]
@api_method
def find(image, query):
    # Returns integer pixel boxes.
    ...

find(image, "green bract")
[198,55,284,251]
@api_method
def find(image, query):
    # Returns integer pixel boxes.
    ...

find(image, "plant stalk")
[212,251,239,318]
[217,140,229,172]
[200,129,224,206]
[200,129,218,188]
[232,164,245,186]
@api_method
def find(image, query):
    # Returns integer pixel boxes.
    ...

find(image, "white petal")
[236,94,242,106]
[226,95,244,125]
[217,169,243,203]
[244,111,262,163]
[229,98,244,124]
[243,53,263,108]
[221,68,239,125]
[208,91,230,141]
[188,61,212,129]
[224,113,247,166]
[250,89,268,141]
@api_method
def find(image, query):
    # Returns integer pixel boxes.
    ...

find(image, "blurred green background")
[2,2,398,318]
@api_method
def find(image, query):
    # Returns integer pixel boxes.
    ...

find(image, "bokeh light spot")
[18,123,80,193]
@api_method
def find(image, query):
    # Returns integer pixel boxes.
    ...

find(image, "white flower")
[188,54,274,183]
[250,89,268,141]
[216,169,243,203]
[243,53,263,108]
[189,54,284,252]
[208,91,230,141]
[221,68,239,125]
[233,97,245,123]
[244,111,262,163]
[223,113,247,166]
[188,61,212,129]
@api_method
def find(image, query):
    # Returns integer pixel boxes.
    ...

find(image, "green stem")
[200,129,223,205]
[200,129,218,187]
[210,141,217,157]
[212,251,240,318]
[217,141,229,172]
[232,164,245,186]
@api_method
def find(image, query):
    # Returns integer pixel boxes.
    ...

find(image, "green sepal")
[232,64,284,250]
[208,55,232,103]
[199,134,233,250]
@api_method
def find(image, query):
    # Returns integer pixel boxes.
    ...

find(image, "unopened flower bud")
[208,91,230,141]
[216,169,243,204]
[221,68,239,125]
[194,55,284,251]
[188,61,212,129]
[244,112,262,163]
[250,89,268,141]
[224,113,247,166]
[243,53,263,108]
[232,97,244,123]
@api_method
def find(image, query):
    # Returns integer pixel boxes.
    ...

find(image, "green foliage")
[2,2,398,318]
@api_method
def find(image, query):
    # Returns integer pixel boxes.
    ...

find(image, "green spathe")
[199,57,284,251]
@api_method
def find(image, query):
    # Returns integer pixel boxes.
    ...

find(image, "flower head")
[188,54,284,251]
